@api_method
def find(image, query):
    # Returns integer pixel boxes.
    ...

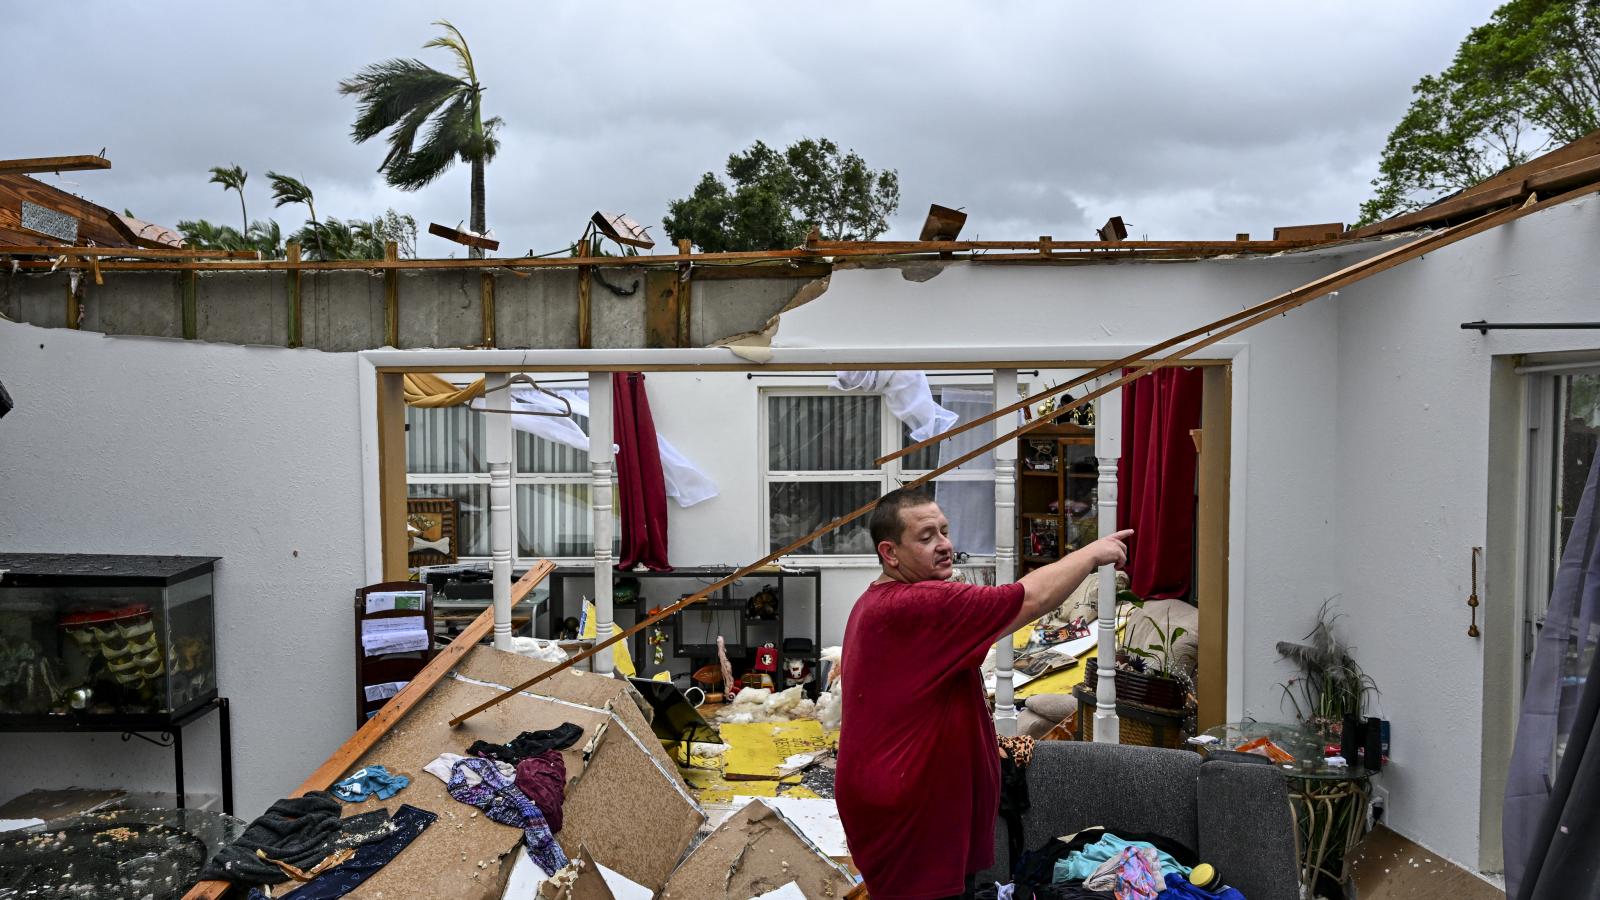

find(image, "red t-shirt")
[835,579,1026,899]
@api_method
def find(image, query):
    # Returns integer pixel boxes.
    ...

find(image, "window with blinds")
[763,387,996,557]
[405,399,613,562]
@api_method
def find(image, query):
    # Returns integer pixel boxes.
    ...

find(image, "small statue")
[746,586,779,620]
[783,657,813,688]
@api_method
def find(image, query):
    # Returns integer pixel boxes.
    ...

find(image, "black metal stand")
[4,696,234,815]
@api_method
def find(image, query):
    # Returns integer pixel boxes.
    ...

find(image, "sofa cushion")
[1023,741,1202,852]
[1195,759,1301,900]
[1025,693,1077,722]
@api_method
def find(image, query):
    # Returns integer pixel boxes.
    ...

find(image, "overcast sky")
[8,2,1500,257]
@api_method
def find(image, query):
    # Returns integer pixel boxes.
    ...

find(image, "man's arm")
[1001,529,1133,637]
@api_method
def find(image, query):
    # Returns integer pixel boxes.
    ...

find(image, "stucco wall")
[0,323,366,818]
[1331,194,1600,866]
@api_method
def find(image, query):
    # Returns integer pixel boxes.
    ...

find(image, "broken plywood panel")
[279,645,700,898]
[659,800,856,900]
[456,648,686,791]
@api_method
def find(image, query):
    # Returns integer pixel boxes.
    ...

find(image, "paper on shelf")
[365,590,425,614]
[361,618,429,656]
[363,680,410,702]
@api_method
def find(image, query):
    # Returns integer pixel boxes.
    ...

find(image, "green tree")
[266,172,322,258]
[663,137,900,252]
[1359,0,1600,225]
[208,164,249,233]
[176,219,246,251]
[339,20,501,258]
[292,210,418,261]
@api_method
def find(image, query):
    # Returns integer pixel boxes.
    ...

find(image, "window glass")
[768,395,880,470]
[769,482,878,554]
[408,483,488,557]
[405,405,484,474]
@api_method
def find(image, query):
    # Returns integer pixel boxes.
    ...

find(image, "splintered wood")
[659,800,856,900]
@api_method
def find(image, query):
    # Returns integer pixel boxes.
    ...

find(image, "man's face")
[879,502,954,582]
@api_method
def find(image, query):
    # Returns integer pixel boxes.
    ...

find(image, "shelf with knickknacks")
[1016,388,1098,575]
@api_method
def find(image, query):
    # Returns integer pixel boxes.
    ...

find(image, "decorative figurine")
[745,586,779,620]
[783,657,813,688]
[753,642,779,675]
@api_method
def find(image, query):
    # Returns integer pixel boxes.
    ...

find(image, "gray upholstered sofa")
[978,741,1302,900]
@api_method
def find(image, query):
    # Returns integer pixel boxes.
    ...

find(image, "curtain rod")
[744,370,1040,380]
[1461,320,1600,334]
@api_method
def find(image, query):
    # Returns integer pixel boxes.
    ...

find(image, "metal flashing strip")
[446,671,705,815]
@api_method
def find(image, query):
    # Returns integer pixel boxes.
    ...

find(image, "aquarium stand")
[0,696,234,815]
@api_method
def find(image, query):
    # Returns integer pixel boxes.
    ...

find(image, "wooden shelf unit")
[1016,421,1098,575]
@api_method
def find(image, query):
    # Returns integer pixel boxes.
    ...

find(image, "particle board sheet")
[658,800,856,900]
[456,649,688,790]
[277,645,700,898]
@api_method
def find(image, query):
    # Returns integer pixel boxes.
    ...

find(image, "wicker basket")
[1084,659,1187,710]
[1072,684,1187,749]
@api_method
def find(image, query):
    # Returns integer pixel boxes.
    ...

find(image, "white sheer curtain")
[933,388,996,555]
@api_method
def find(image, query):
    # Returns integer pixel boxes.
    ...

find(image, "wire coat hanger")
[470,371,572,416]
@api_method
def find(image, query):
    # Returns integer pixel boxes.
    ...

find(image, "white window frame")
[759,378,997,564]
[404,375,604,568]
[1517,358,1600,700]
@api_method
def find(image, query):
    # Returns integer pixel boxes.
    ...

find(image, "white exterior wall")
[0,323,365,819]
[1330,195,1600,866]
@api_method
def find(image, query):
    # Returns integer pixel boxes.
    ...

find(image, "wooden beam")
[0,155,111,175]
[1272,222,1344,242]
[643,270,679,349]
[0,244,257,259]
[1345,181,1528,239]
[427,221,500,251]
[87,255,102,286]
[675,238,693,347]
[577,265,592,349]
[181,271,197,340]
[1195,366,1231,732]
[480,271,496,348]
[383,241,399,347]
[285,243,302,349]
[1455,126,1600,202]
[376,372,410,580]
[918,204,967,242]
[9,238,1330,274]
[182,563,555,900]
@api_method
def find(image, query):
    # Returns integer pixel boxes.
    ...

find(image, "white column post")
[992,369,1019,735]
[1093,380,1122,742]
[486,373,514,651]
[588,371,616,674]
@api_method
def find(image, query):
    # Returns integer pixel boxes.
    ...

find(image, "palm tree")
[246,219,284,259]
[339,20,502,258]
[176,219,246,251]
[266,172,322,258]
[208,164,249,233]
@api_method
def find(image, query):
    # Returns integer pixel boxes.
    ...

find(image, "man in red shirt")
[836,487,1131,900]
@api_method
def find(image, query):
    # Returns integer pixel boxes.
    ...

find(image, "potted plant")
[1276,599,1379,744]
[1084,591,1190,711]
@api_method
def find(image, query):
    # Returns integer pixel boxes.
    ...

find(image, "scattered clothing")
[998,735,1035,877]
[245,804,436,900]
[1053,833,1193,884]
[447,756,568,875]
[1082,846,1161,900]
[1158,872,1246,900]
[837,579,1026,899]
[975,884,1113,900]
[199,792,392,886]
[514,750,568,833]
[423,752,514,786]
[1011,830,1196,898]
[467,722,583,764]
[332,765,410,802]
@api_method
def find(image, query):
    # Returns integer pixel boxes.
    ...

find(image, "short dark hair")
[869,487,936,549]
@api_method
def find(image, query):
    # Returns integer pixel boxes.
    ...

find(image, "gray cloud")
[6,1,1500,257]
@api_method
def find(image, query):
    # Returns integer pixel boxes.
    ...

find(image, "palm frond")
[385,94,474,189]
[265,172,314,208]
[208,164,246,192]
[340,59,463,144]
[424,19,476,82]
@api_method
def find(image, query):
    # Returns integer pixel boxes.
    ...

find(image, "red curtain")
[612,372,672,571]
[1117,367,1203,599]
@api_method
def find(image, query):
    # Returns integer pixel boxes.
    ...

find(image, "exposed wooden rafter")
[0,155,111,176]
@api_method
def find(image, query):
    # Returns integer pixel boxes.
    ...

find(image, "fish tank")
[0,554,218,725]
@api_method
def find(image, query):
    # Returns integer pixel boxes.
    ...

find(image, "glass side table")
[1199,721,1375,899]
